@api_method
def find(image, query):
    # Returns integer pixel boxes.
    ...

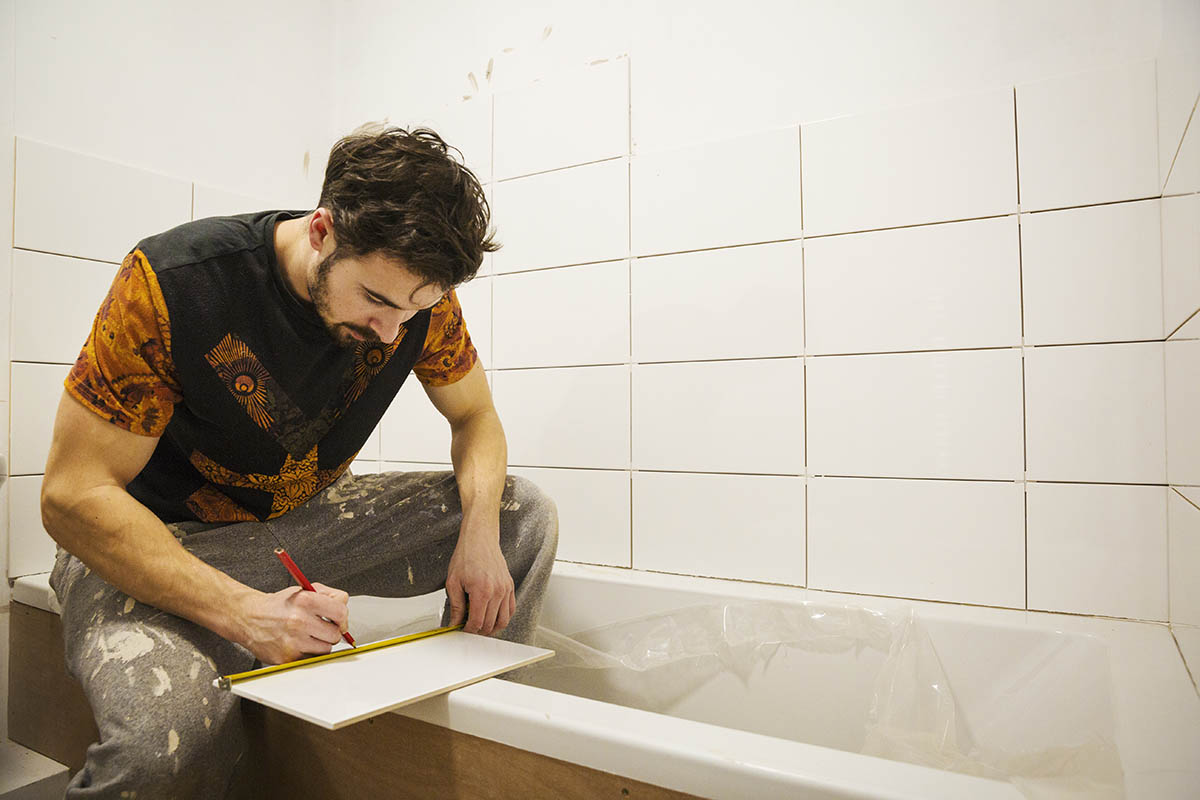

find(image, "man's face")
[307,251,446,347]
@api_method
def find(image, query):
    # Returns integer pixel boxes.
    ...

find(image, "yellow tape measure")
[216,623,465,690]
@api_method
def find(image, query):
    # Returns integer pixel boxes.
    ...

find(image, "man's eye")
[365,292,386,306]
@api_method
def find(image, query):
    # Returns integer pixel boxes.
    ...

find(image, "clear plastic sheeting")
[509,602,1124,800]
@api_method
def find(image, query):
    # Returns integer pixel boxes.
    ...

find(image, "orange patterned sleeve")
[413,288,479,387]
[65,249,182,437]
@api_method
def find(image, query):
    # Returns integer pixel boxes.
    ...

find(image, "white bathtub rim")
[400,675,1022,800]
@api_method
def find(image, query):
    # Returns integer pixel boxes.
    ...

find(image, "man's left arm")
[423,361,514,636]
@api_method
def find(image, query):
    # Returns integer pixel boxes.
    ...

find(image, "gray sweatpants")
[49,470,559,799]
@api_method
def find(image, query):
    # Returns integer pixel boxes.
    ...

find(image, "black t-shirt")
[66,210,477,523]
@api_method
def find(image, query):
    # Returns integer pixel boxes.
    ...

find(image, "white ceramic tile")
[492,159,628,273]
[1164,95,1200,196]
[1016,61,1159,211]
[509,466,630,567]
[1176,313,1200,340]
[380,378,452,464]
[9,362,71,476]
[0,247,10,399]
[633,472,804,586]
[1175,625,1200,691]
[11,250,115,363]
[14,138,192,263]
[1021,200,1163,345]
[493,261,628,368]
[350,460,380,475]
[1169,490,1200,626]
[632,241,803,362]
[1028,482,1168,621]
[802,88,1016,236]
[7,474,54,578]
[1156,54,1200,190]
[633,360,803,474]
[416,97,492,182]
[0,400,8,477]
[363,422,381,462]
[1025,342,1167,484]
[494,60,628,180]
[229,631,552,730]
[1161,194,1200,337]
[806,349,1024,480]
[456,277,492,369]
[804,217,1020,355]
[1180,488,1200,506]
[493,366,629,469]
[191,183,271,220]
[807,477,1023,607]
[1166,339,1200,486]
[0,480,8,607]
[631,127,801,256]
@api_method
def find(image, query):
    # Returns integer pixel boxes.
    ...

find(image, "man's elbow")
[40,471,79,546]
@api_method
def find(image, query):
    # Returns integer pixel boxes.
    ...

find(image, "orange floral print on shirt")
[413,287,478,386]
[65,250,182,436]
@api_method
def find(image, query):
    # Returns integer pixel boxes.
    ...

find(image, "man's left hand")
[445,527,515,636]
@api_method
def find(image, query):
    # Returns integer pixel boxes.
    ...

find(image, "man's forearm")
[448,407,508,538]
[42,484,257,642]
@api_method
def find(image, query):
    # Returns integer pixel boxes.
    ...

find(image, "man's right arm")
[40,390,350,664]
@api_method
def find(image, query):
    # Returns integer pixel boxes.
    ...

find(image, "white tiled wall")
[1015,60,1159,211]
[468,56,1188,623]
[800,87,1017,235]
[7,55,1194,627]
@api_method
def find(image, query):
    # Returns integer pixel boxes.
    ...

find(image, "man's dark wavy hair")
[318,126,499,289]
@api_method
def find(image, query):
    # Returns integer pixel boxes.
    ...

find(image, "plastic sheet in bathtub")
[509,602,1124,800]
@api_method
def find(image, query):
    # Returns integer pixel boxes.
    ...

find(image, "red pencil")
[274,547,356,647]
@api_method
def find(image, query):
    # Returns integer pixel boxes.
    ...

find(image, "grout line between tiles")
[1166,306,1200,340]
[1020,195,1164,216]
[1174,487,1200,513]
[11,246,119,266]
[1012,86,1022,208]
[1160,82,1199,194]
[1169,626,1199,695]
[490,338,1164,373]
[617,563,1176,623]
[1024,484,1029,610]
[495,154,625,184]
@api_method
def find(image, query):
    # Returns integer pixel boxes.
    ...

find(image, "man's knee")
[506,474,561,551]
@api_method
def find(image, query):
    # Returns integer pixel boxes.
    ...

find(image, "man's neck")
[274,215,315,304]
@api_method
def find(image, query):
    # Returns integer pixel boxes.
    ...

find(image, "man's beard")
[309,253,381,347]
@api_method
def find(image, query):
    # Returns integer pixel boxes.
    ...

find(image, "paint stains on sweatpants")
[50,470,559,799]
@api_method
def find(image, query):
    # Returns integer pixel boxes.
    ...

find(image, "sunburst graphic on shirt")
[204,334,274,429]
[345,334,403,404]
[203,332,404,458]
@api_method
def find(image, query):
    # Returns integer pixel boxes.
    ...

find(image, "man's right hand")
[235,583,351,665]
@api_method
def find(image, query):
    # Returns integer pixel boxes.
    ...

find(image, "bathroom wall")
[340,1,1200,629]
[1,2,1197,647]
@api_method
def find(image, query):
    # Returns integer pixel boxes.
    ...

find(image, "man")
[41,127,559,797]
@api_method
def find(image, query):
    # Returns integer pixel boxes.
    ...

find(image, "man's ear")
[308,208,336,253]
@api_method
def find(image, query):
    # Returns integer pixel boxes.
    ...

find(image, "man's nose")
[370,309,416,342]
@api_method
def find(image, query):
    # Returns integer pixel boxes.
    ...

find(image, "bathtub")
[347,562,1200,800]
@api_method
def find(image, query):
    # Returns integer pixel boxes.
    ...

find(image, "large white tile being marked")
[226,631,552,730]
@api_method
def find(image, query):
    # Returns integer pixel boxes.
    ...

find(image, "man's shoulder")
[133,210,301,276]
